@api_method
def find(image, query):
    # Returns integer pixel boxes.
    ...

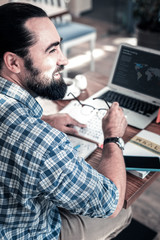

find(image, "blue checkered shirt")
[0,77,119,239]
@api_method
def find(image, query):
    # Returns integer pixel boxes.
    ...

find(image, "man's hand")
[42,113,86,135]
[102,102,127,139]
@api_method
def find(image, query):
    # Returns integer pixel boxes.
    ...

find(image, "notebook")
[60,100,105,143]
[68,135,97,159]
[123,129,160,178]
[61,44,160,143]
[85,43,160,130]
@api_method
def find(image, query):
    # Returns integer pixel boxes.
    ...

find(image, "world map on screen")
[135,63,160,82]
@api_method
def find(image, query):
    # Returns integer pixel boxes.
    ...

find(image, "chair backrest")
[30,0,66,8]
[10,0,72,23]
[18,0,70,9]
[0,0,10,5]
[10,0,67,7]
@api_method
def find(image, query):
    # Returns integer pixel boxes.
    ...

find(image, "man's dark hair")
[0,2,48,69]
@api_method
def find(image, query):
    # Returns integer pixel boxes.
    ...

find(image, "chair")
[53,20,96,77]
[11,0,97,77]
[0,0,10,5]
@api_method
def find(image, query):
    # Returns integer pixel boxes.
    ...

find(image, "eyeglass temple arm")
[67,92,82,105]
[68,92,96,109]
[93,97,111,109]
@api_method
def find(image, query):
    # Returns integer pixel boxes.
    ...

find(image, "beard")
[24,56,67,100]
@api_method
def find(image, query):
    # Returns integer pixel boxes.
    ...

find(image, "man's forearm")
[97,143,126,217]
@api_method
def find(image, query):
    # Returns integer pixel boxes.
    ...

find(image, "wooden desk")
[39,71,160,209]
[80,72,160,209]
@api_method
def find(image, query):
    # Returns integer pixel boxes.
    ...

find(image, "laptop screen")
[112,45,160,99]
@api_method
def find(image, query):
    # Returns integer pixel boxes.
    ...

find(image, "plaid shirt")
[0,77,119,240]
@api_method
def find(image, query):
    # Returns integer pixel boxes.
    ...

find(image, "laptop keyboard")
[99,91,158,116]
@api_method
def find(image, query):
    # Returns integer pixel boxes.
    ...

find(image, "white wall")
[68,0,92,17]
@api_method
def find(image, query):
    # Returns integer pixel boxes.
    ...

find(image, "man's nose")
[57,49,68,66]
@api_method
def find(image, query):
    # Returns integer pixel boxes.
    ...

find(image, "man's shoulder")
[0,97,65,151]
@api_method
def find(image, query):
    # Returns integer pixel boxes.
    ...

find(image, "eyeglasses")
[67,92,110,119]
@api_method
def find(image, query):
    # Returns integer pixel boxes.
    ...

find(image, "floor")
[65,3,160,239]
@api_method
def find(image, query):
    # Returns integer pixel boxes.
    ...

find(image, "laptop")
[85,43,160,129]
[61,44,160,144]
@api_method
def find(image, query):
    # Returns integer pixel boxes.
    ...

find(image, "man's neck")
[0,69,25,89]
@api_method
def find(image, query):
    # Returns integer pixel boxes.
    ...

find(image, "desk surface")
[39,71,160,209]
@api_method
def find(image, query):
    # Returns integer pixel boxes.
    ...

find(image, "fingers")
[65,113,87,128]
[64,114,87,135]
[106,102,125,118]
[102,102,128,138]
[70,118,87,128]
[111,102,122,111]
[63,126,79,135]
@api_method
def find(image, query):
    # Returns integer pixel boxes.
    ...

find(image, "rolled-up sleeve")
[38,135,119,218]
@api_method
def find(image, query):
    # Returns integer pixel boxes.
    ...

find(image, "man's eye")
[49,49,56,53]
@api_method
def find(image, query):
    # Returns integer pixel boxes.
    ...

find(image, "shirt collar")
[0,76,43,118]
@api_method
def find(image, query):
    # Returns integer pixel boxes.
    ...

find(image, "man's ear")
[3,52,21,73]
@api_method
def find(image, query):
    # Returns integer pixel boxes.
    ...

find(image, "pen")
[74,144,81,150]
[105,101,110,109]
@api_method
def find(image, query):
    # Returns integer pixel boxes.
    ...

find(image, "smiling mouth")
[53,71,62,80]
[53,65,64,80]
